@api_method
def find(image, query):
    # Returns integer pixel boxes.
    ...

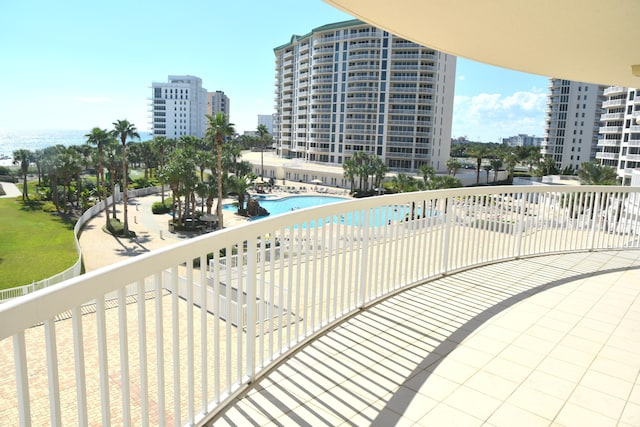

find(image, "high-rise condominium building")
[542,79,605,172]
[150,75,208,138]
[273,19,456,172]
[596,86,640,185]
[207,90,230,118]
[258,114,275,134]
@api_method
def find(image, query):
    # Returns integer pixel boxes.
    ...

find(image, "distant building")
[150,75,208,139]
[273,19,456,173]
[542,79,606,172]
[596,86,640,185]
[500,134,542,147]
[258,114,274,134]
[207,91,230,118]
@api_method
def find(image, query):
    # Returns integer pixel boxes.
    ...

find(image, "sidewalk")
[78,193,249,272]
[0,182,20,198]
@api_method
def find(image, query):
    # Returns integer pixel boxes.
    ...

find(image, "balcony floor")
[215,250,640,426]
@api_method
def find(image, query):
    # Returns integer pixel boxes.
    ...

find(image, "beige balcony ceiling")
[324,0,640,87]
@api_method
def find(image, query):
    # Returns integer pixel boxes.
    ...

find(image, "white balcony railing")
[1,186,640,426]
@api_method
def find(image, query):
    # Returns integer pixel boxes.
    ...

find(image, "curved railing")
[1,185,639,426]
[0,186,160,301]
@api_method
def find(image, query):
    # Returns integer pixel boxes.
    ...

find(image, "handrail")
[0,185,639,426]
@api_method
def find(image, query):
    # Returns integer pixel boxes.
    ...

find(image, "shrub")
[42,201,57,213]
[152,201,171,214]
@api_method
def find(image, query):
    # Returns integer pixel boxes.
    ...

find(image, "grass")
[0,198,78,289]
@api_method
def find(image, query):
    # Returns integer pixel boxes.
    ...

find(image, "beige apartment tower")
[273,19,456,172]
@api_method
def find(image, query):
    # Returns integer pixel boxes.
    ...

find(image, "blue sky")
[0,0,549,142]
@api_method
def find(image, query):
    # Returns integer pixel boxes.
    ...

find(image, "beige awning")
[324,0,640,87]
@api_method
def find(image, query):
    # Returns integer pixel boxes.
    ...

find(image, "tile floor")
[213,250,640,426]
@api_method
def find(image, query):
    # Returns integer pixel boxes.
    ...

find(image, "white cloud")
[452,90,546,141]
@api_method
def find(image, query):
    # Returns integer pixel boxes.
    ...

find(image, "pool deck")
[79,184,351,272]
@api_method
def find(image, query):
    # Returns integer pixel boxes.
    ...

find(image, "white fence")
[0,186,160,302]
[0,185,639,426]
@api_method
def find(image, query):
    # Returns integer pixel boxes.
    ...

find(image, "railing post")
[246,237,257,381]
[358,209,370,308]
[14,332,31,427]
[589,191,601,250]
[441,197,452,274]
[515,191,527,258]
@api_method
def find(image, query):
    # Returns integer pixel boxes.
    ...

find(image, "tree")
[256,124,270,179]
[151,136,174,205]
[490,158,503,182]
[205,113,235,229]
[371,156,388,194]
[85,127,110,201]
[483,164,492,184]
[390,173,417,193]
[111,119,140,236]
[535,155,558,177]
[343,157,358,192]
[56,146,82,212]
[466,144,490,185]
[577,162,619,185]
[418,164,435,188]
[446,158,462,176]
[229,174,252,214]
[429,175,462,190]
[12,149,32,201]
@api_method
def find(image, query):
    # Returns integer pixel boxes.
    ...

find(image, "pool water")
[224,196,433,227]
[224,195,345,217]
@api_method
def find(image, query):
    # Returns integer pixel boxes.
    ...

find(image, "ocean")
[0,129,153,166]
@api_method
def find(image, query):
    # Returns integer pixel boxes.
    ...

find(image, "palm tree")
[103,138,120,226]
[490,158,503,182]
[12,149,32,201]
[85,127,110,201]
[111,119,140,236]
[429,175,462,190]
[229,174,252,214]
[418,164,435,188]
[151,136,173,204]
[371,156,388,194]
[466,144,490,185]
[205,113,235,229]
[445,158,462,176]
[577,161,619,185]
[343,157,358,192]
[256,124,270,179]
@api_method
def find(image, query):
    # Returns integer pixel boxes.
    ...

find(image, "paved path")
[78,193,249,272]
[0,182,20,198]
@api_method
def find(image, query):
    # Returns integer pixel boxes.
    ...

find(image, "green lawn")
[0,198,78,289]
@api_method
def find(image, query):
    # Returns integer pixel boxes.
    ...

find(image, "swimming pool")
[223,195,345,218]
[224,195,433,226]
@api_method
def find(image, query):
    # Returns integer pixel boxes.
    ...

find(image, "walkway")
[0,181,20,198]
[78,193,249,272]
[215,250,640,426]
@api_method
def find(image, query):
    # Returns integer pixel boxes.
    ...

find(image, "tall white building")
[542,79,606,172]
[150,75,208,138]
[207,90,230,118]
[273,19,456,172]
[258,114,274,134]
[596,87,640,184]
